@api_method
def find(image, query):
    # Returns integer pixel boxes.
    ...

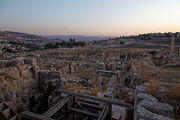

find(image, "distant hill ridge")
[0,31,43,40]
[44,35,114,42]
[0,31,114,42]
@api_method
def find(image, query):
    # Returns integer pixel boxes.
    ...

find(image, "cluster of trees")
[2,38,86,52]
[44,38,86,49]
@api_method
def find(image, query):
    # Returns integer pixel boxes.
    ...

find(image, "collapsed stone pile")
[135,84,177,120]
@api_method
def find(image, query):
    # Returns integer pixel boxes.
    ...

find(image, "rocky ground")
[0,45,180,120]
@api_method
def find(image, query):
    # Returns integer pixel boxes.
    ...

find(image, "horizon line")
[0,30,179,37]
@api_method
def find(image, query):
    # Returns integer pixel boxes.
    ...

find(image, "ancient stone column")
[68,62,72,74]
[112,61,116,71]
[102,48,106,61]
[171,34,175,53]
[97,72,102,92]
[125,53,128,61]
[130,63,136,87]
[113,74,119,97]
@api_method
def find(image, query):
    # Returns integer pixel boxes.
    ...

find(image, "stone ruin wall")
[0,57,39,113]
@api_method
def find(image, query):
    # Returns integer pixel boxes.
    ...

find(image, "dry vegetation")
[63,84,98,96]
[136,60,180,83]
[148,81,180,100]
[63,84,83,92]
[167,85,180,99]
[136,59,180,100]
[148,81,161,95]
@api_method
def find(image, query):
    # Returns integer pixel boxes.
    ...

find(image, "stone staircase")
[0,101,18,120]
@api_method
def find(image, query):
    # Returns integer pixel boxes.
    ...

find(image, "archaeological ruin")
[0,36,180,120]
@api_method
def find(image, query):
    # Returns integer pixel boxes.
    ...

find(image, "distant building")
[0,36,6,42]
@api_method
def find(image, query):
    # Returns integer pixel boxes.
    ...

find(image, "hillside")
[44,35,113,42]
[0,31,44,42]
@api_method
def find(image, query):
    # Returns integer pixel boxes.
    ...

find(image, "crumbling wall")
[38,70,61,91]
[36,70,62,113]
[0,57,39,113]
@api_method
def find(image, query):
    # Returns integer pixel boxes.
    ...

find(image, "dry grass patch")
[135,60,180,83]
[148,81,161,95]
[91,87,98,96]
[167,85,180,100]
[148,82,180,100]
[63,84,83,92]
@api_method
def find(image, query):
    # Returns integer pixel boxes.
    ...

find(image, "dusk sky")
[0,0,180,36]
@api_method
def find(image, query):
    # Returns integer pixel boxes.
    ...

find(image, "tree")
[69,38,73,43]
[72,38,75,43]
[44,43,54,49]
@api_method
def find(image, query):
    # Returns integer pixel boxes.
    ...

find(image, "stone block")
[138,100,174,118]
[12,57,25,66]
[137,93,158,102]
[49,71,62,79]
[137,106,173,120]
[24,58,36,66]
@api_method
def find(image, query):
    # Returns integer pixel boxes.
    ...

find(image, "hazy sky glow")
[0,0,180,36]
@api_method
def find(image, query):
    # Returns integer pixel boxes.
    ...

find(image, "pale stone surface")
[137,106,174,120]
[138,100,174,118]
[135,84,175,120]
[24,58,36,66]
[12,57,25,66]
[156,86,169,103]
[0,60,11,68]
[112,105,126,120]
[136,84,149,93]
[137,93,158,102]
